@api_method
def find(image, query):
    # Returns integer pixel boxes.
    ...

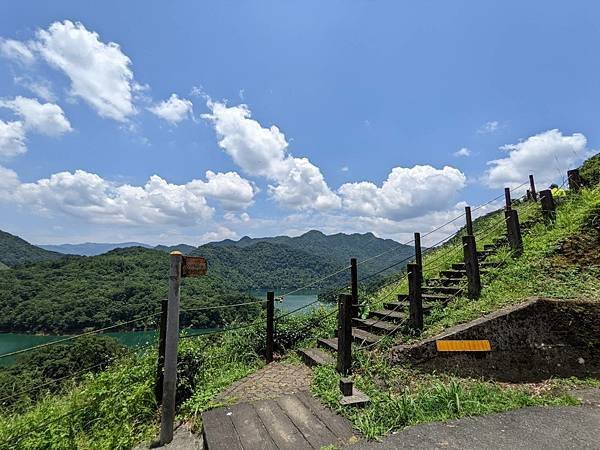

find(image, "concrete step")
[396,293,450,303]
[353,317,399,334]
[425,277,464,287]
[352,328,380,345]
[298,347,334,368]
[441,269,467,278]
[383,301,435,314]
[422,285,462,295]
[369,308,407,322]
[317,337,338,352]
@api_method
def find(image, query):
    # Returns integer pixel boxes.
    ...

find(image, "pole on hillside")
[462,235,481,298]
[336,294,352,376]
[350,258,358,318]
[407,263,423,331]
[529,174,538,201]
[567,169,583,192]
[506,210,523,256]
[154,299,168,405]
[465,206,474,236]
[266,291,274,363]
[504,187,512,210]
[539,189,556,223]
[159,252,182,446]
[414,232,423,288]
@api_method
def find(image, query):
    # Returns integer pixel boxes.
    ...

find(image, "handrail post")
[336,294,352,376]
[567,169,583,192]
[462,235,481,298]
[414,232,423,287]
[154,298,168,405]
[350,258,358,318]
[539,189,556,223]
[266,291,274,363]
[506,209,523,255]
[465,206,474,236]
[407,263,423,331]
[529,174,537,201]
[504,187,512,210]
[160,251,183,445]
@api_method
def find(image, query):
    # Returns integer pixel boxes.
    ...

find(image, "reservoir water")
[0,291,321,366]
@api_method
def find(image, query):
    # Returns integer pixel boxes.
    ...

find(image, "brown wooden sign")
[181,256,208,277]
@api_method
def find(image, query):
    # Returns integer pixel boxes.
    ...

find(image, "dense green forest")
[0,230,64,267]
[0,247,259,334]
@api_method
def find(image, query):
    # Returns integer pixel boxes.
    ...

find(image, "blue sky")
[0,1,596,245]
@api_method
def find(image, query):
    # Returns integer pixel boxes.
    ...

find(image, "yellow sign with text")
[436,340,491,352]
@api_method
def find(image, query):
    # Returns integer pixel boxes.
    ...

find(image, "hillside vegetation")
[0,247,259,334]
[0,231,64,267]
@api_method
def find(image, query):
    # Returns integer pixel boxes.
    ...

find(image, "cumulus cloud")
[0,38,35,64]
[14,76,56,102]
[188,170,256,210]
[453,147,470,157]
[0,167,256,225]
[0,96,71,136]
[0,120,27,157]
[27,20,137,122]
[484,129,588,188]
[338,165,466,221]
[202,101,340,211]
[148,94,194,124]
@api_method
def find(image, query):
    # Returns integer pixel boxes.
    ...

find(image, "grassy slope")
[311,183,600,439]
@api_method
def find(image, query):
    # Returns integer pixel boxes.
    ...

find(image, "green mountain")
[207,230,414,289]
[0,247,258,334]
[38,242,152,256]
[0,230,64,267]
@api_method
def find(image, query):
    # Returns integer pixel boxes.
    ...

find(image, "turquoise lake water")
[0,292,321,365]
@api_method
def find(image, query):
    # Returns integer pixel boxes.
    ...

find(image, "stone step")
[353,317,399,334]
[383,301,435,313]
[369,308,407,322]
[352,328,380,345]
[422,285,462,295]
[396,293,450,302]
[317,337,338,352]
[425,277,464,287]
[298,347,334,368]
[441,269,467,278]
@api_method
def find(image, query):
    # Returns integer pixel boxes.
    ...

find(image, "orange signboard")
[436,340,491,352]
[181,256,208,277]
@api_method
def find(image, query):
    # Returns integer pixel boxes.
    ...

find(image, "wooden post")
[529,174,537,201]
[504,187,512,210]
[567,169,583,192]
[414,232,423,287]
[539,189,556,222]
[350,258,358,318]
[266,291,274,363]
[336,294,352,376]
[407,263,423,331]
[154,299,168,405]
[159,252,182,445]
[462,235,481,298]
[465,206,474,236]
[506,209,523,255]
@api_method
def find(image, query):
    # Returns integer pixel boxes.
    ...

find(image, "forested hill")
[39,242,152,256]
[209,230,413,283]
[0,247,259,334]
[0,230,64,267]
[190,241,342,291]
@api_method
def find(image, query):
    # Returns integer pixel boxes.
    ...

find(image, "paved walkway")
[216,362,312,403]
[350,389,600,450]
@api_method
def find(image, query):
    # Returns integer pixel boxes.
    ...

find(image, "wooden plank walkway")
[202,390,358,449]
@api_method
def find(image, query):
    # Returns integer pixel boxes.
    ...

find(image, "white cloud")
[0,96,71,136]
[203,101,341,211]
[0,167,256,225]
[0,120,27,157]
[0,38,35,64]
[14,76,56,102]
[31,20,136,122]
[200,225,238,243]
[341,166,349,172]
[188,170,256,210]
[148,94,193,124]
[478,121,500,134]
[453,147,470,157]
[484,129,588,188]
[338,165,466,221]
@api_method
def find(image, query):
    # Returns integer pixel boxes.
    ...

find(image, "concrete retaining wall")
[391,298,600,382]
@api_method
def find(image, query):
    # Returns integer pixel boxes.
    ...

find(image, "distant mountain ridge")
[39,242,152,256]
[0,230,64,267]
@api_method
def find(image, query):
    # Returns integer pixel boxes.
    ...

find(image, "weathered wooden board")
[181,256,207,277]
